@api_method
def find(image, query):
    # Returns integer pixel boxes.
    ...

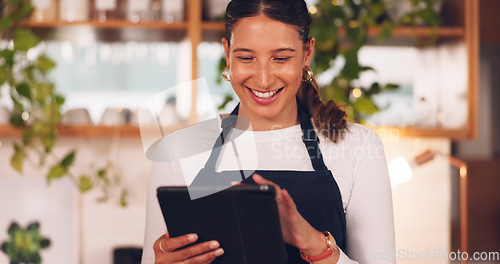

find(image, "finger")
[252,174,284,203]
[174,241,224,263]
[231,181,243,186]
[154,233,198,252]
[281,189,297,210]
[184,248,224,264]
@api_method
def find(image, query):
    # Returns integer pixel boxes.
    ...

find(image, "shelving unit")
[27,20,189,29]
[0,0,478,139]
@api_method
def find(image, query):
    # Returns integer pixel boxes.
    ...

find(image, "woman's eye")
[237,57,254,63]
[274,57,291,63]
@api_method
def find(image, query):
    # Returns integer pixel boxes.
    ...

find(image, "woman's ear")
[303,37,315,66]
[222,37,230,68]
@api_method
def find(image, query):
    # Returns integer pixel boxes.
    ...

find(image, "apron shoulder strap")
[297,101,328,172]
[204,101,329,172]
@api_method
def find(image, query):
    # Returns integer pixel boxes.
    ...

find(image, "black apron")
[190,101,346,263]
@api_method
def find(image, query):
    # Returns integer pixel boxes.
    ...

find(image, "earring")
[222,66,230,82]
[302,66,313,82]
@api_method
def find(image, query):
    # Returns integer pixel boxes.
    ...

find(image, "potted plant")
[1,222,50,264]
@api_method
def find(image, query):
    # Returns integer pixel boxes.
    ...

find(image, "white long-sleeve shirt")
[142,122,395,264]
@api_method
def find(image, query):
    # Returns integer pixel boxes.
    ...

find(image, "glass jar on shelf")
[127,0,151,23]
[161,0,184,23]
[59,0,89,22]
[92,0,126,22]
[151,0,161,21]
[31,0,58,22]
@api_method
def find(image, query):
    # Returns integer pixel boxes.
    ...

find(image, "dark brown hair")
[225,0,347,142]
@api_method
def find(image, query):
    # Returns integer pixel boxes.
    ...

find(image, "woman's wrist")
[298,230,330,256]
[299,230,339,263]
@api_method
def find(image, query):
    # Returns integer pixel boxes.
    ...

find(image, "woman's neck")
[236,102,299,131]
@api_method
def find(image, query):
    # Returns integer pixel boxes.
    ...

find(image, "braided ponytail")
[297,71,347,143]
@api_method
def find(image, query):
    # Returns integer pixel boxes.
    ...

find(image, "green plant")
[1,222,50,264]
[0,0,127,206]
[310,0,441,122]
[217,0,442,122]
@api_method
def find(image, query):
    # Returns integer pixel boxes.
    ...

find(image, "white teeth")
[251,89,279,98]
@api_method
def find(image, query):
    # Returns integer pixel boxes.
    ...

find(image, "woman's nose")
[255,62,273,89]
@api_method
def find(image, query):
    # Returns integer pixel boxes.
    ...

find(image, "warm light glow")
[21,111,29,121]
[352,88,362,98]
[389,157,413,186]
[332,0,340,6]
[437,113,445,122]
[0,140,2,148]
[349,20,358,28]
[308,6,318,14]
[460,166,467,177]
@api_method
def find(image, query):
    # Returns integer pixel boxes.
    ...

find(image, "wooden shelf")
[28,20,189,30]
[0,124,187,138]
[0,123,470,139]
[374,126,471,140]
[201,21,464,39]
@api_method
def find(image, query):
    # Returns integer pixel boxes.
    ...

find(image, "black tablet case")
[157,185,287,264]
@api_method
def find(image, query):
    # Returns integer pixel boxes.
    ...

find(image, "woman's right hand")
[153,233,224,264]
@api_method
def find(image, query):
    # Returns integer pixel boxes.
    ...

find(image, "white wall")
[380,133,452,263]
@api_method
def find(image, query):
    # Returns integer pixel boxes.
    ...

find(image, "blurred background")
[0,0,499,263]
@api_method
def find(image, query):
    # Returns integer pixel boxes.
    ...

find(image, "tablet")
[157,185,287,264]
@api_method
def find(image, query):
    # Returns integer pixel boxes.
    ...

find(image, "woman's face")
[223,13,315,129]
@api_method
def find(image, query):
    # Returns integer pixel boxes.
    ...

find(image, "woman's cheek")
[230,65,253,83]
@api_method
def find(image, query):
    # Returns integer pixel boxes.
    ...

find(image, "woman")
[142,0,395,263]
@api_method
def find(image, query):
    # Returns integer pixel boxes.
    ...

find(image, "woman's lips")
[246,86,283,105]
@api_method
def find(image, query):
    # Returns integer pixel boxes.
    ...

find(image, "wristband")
[300,231,336,263]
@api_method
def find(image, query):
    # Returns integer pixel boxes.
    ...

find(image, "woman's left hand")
[251,174,330,256]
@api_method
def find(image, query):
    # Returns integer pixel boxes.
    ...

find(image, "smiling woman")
[142,0,395,264]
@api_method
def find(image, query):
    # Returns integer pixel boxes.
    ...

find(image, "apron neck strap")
[204,100,328,171]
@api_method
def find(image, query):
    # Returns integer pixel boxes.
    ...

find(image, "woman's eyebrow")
[232,48,297,53]
[273,48,296,53]
[233,48,253,53]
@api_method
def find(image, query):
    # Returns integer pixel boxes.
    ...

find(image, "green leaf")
[0,17,13,29]
[0,68,7,85]
[382,83,399,90]
[36,55,56,73]
[353,96,379,115]
[78,176,93,192]
[368,82,380,95]
[60,151,75,168]
[1,50,15,66]
[377,20,394,43]
[41,129,56,152]
[10,144,26,173]
[47,165,66,183]
[15,82,31,100]
[10,114,25,127]
[218,95,233,110]
[97,169,106,178]
[22,129,34,145]
[13,29,40,51]
[120,189,128,207]
[54,94,65,105]
[35,83,53,103]
[341,49,361,80]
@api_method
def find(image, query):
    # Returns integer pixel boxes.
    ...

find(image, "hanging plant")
[310,0,442,122]
[217,0,442,122]
[0,0,127,207]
